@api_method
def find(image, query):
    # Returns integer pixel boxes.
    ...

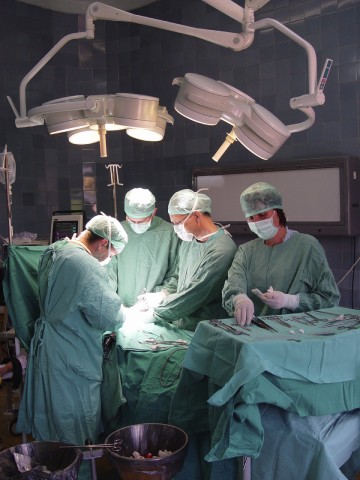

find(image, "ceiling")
[17,0,158,14]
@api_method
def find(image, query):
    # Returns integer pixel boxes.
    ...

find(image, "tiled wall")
[0,0,359,307]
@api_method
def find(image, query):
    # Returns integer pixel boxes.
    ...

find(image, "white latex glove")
[253,286,299,310]
[233,293,254,326]
[124,306,155,325]
[131,299,150,312]
[137,291,167,309]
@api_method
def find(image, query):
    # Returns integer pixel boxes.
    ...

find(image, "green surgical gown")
[222,232,340,317]
[17,240,123,447]
[154,229,237,331]
[107,216,180,306]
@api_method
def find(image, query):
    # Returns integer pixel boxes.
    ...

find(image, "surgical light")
[68,128,100,145]
[7,0,330,161]
[21,93,173,157]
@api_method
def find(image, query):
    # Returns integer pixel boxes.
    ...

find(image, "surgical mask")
[128,220,151,234]
[248,214,278,240]
[174,223,194,242]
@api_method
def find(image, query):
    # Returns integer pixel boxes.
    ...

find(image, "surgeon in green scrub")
[128,189,237,331]
[17,214,128,480]
[222,182,340,326]
[107,187,180,307]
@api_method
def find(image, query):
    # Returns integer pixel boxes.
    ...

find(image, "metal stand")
[105,164,123,219]
[0,145,15,244]
[242,456,251,480]
[82,441,104,480]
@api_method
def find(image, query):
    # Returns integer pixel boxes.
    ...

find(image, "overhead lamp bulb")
[68,127,100,145]
[126,128,163,141]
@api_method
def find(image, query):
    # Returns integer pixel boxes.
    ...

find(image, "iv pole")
[0,145,14,244]
[105,164,123,219]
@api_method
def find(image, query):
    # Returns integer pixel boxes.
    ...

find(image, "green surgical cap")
[86,214,128,252]
[168,189,211,215]
[124,188,156,219]
[240,182,283,218]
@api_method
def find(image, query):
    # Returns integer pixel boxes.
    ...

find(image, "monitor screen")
[50,214,84,243]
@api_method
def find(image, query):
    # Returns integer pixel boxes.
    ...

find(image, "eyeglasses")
[172,213,192,226]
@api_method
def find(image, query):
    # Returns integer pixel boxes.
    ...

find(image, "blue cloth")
[251,405,360,480]
[169,308,360,462]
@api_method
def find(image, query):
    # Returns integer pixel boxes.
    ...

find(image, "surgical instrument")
[209,319,250,336]
[264,315,292,328]
[231,323,252,332]
[304,311,323,321]
[252,317,278,333]
[141,338,189,346]
[60,440,123,451]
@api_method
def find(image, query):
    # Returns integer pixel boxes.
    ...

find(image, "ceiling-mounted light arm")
[252,17,320,132]
[286,107,315,133]
[86,2,255,52]
[253,18,317,94]
[202,0,245,23]
[8,28,95,128]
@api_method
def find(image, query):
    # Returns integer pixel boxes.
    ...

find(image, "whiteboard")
[196,168,341,223]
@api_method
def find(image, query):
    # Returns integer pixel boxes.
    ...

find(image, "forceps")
[60,440,123,451]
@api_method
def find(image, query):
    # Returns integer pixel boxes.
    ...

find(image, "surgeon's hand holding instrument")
[233,293,254,326]
[122,306,155,325]
[252,286,299,310]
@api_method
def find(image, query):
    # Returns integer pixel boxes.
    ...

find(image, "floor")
[0,379,120,479]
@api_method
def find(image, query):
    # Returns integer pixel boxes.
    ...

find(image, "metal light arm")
[8,0,325,150]
[8,30,95,127]
[86,2,255,51]
[252,17,321,131]
[254,18,317,93]
[87,1,322,132]
[8,0,258,127]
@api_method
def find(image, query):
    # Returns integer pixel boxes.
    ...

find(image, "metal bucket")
[105,423,188,480]
[0,441,82,479]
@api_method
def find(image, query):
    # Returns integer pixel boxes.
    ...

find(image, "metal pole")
[105,164,123,219]
[3,146,13,244]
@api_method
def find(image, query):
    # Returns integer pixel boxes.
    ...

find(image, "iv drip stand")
[105,164,123,219]
[1,145,13,244]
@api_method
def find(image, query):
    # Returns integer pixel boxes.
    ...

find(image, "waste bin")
[105,423,188,480]
[0,441,82,478]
